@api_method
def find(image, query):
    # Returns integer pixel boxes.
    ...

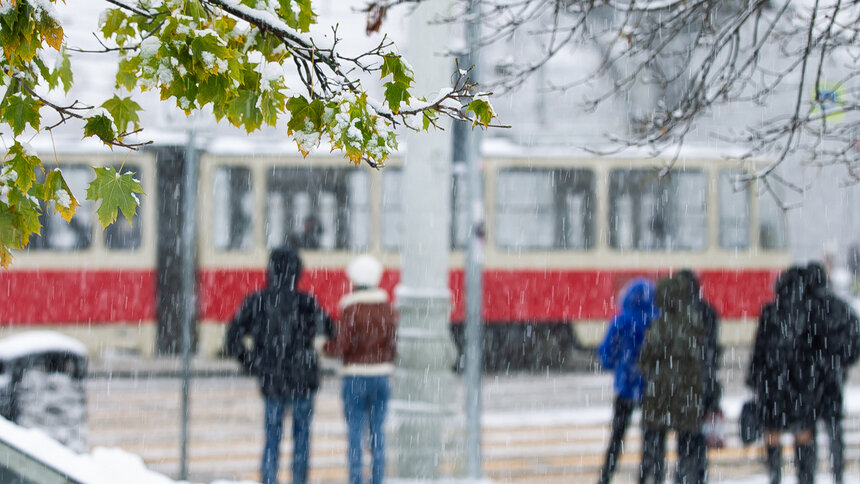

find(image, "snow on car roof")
[0,331,87,360]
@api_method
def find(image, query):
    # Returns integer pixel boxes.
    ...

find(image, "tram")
[0,143,791,369]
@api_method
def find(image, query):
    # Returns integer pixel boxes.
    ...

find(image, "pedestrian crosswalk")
[84,372,859,483]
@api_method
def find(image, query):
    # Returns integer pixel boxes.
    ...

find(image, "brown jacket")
[324,288,398,375]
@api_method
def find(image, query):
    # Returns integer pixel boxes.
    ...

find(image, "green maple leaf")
[1,93,42,136]
[6,142,42,192]
[86,166,144,228]
[381,54,413,87]
[0,204,25,262]
[226,89,262,132]
[422,109,437,130]
[58,52,73,92]
[101,95,142,134]
[466,99,494,127]
[116,57,140,91]
[260,89,286,127]
[383,81,411,113]
[7,189,42,245]
[286,96,324,134]
[198,75,230,105]
[83,114,116,145]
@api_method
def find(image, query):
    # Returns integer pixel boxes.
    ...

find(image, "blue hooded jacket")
[598,278,658,401]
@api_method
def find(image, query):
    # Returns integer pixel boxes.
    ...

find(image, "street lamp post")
[390,0,463,479]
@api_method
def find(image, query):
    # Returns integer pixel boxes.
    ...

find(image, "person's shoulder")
[241,289,267,307]
[703,301,719,318]
[339,288,390,310]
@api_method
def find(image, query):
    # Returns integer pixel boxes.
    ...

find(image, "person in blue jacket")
[597,277,658,484]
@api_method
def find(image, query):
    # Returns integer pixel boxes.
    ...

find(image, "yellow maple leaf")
[43,23,64,51]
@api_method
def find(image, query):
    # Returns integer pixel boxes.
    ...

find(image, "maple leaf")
[43,169,80,222]
[1,93,42,136]
[381,54,413,86]
[101,96,142,134]
[6,142,41,192]
[286,96,323,134]
[466,98,495,127]
[383,81,410,113]
[86,167,144,229]
[83,113,116,145]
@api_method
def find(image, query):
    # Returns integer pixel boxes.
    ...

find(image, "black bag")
[739,399,761,445]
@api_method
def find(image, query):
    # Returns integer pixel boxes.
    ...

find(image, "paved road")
[84,347,860,483]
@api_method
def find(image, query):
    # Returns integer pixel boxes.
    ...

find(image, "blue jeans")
[262,395,314,484]
[342,376,390,484]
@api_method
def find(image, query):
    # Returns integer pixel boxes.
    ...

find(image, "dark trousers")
[599,396,636,484]
[820,395,844,484]
[691,432,708,484]
[639,429,697,484]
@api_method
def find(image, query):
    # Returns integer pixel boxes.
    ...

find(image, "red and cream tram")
[0,145,791,368]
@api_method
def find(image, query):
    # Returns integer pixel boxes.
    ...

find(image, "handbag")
[739,399,762,445]
[702,408,726,449]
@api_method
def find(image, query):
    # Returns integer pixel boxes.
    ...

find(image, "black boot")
[795,442,816,484]
[766,445,782,484]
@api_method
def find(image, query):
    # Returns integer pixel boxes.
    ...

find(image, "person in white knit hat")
[324,254,398,484]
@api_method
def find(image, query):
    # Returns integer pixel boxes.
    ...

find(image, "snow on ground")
[0,415,256,484]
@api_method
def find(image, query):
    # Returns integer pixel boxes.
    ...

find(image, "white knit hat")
[347,254,384,287]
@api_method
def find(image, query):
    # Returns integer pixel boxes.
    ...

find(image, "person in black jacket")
[805,262,860,484]
[747,266,818,484]
[677,269,723,484]
[225,246,335,484]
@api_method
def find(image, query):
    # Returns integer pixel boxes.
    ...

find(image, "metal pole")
[464,0,484,477]
[179,131,198,481]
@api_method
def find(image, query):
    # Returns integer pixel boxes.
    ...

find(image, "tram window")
[212,166,254,251]
[381,169,402,250]
[609,169,707,251]
[265,167,369,251]
[451,169,469,249]
[759,190,788,250]
[104,164,142,250]
[30,165,93,251]
[382,168,469,250]
[495,168,595,250]
[718,170,750,250]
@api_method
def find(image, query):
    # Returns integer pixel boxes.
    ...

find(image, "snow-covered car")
[0,331,88,453]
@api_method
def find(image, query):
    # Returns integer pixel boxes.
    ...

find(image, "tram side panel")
[0,153,159,356]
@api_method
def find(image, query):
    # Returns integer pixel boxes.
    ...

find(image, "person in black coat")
[805,262,860,484]
[677,269,722,484]
[747,266,818,484]
[225,246,335,484]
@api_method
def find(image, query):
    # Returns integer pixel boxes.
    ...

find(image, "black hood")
[775,266,806,302]
[268,246,303,289]
[804,261,828,292]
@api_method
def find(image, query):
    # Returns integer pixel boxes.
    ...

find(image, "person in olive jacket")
[225,246,335,484]
[324,254,398,484]
[638,273,704,484]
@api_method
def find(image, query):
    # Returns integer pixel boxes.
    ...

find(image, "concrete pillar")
[389,0,463,479]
